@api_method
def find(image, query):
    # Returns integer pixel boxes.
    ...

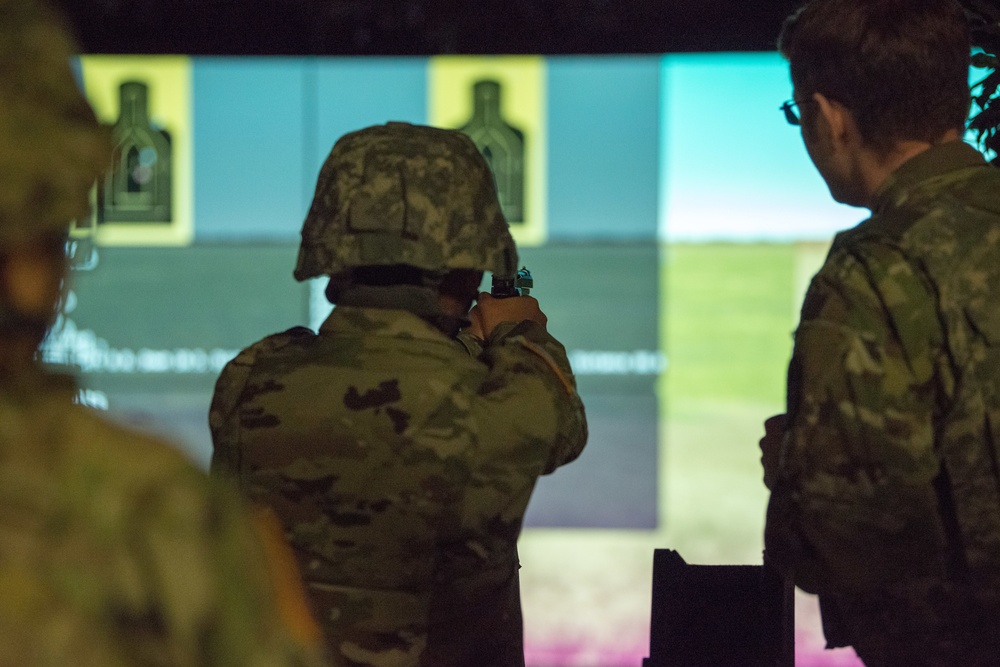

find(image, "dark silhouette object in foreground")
[643,550,794,667]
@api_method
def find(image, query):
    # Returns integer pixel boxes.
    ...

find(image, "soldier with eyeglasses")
[760,0,1000,665]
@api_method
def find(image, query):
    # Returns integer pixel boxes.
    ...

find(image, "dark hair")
[778,0,972,153]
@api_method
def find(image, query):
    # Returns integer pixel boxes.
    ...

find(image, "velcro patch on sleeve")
[515,338,575,395]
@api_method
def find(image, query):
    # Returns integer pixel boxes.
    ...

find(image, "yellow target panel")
[80,56,193,247]
[428,56,547,247]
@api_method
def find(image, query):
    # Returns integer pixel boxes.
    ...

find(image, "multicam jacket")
[766,141,1000,666]
[0,369,326,667]
[209,300,587,667]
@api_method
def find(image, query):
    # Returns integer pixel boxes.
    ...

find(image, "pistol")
[491,266,533,298]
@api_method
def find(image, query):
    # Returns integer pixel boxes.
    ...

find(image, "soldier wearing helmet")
[0,1,327,665]
[210,122,588,666]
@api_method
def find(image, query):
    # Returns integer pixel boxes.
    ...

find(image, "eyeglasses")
[780,98,814,126]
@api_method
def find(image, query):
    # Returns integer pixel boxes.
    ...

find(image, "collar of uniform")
[320,301,458,342]
[329,284,470,338]
[872,140,988,215]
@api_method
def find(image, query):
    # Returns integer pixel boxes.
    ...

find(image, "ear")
[812,92,857,150]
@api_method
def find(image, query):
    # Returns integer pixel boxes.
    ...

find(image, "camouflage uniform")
[0,371,327,667]
[209,123,588,666]
[0,1,327,665]
[765,141,1000,666]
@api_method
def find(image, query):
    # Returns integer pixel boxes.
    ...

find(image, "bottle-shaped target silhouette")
[99,81,172,224]
[458,80,525,224]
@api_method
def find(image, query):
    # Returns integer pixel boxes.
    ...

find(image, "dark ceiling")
[54,0,804,55]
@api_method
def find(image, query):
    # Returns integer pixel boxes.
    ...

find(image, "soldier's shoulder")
[260,326,316,348]
[58,408,266,592]
[2,389,194,484]
[229,326,317,367]
[61,404,210,497]
[214,326,317,406]
[8,404,326,667]
[819,228,911,292]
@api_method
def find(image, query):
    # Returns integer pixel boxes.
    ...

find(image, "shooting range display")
[49,53,886,667]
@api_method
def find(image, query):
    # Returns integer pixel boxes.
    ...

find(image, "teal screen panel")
[194,58,310,240]
[546,56,661,240]
[659,52,859,241]
[311,58,429,188]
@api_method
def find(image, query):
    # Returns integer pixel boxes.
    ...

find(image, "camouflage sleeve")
[765,243,946,596]
[455,330,485,357]
[476,319,588,475]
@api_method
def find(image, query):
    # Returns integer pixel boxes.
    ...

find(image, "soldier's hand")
[760,413,787,490]
[468,292,547,340]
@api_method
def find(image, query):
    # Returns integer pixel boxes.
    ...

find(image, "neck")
[856,129,963,208]
[0,336,41,376]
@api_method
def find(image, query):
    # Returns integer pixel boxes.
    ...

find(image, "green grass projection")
[664,243,798,405]
[659,243,803,563]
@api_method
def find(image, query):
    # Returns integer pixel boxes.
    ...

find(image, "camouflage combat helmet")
[0,0,111,245]
[294,122,518,282]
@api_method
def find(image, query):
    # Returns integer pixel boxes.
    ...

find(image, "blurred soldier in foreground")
[210,122,588,666]
[0,1,326,664]
[760,0,1000,664]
